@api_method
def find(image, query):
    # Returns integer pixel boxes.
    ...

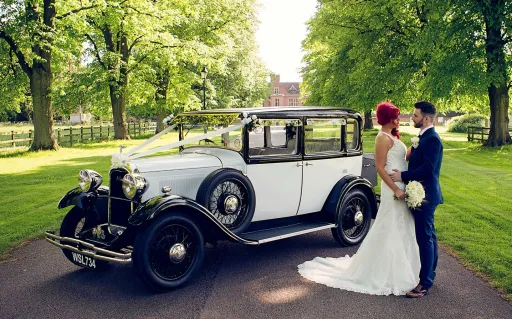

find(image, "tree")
[0,0,97,150]
[301,0,511,145]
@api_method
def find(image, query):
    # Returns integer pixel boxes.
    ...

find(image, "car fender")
[58,186,109,209]
[128,194,257,245]
[322,175,378,219]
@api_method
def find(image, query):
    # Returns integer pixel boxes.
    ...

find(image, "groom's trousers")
[413,203,439,289]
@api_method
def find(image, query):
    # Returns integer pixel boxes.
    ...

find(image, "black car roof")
[180,106,361,118]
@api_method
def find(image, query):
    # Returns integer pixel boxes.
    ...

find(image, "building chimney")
[274,74,280,85]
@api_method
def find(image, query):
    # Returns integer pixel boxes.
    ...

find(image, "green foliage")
[447,114,487,133]
[300,0,508,115]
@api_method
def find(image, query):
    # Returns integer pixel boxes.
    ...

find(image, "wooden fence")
[0,121,156,149]
[467,126,512,142]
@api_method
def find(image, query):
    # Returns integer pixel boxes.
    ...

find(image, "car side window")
[304,118,343,154]
[248,119,301,157]
[345,118,360,151]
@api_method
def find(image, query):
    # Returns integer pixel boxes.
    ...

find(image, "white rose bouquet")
[403,181,426,208]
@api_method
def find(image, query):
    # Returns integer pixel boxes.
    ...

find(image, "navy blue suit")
[402,127,443,290]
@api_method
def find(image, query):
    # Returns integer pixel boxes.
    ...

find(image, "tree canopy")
[301,0,510,145]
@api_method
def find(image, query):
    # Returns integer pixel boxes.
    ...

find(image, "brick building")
[263,75,303,107]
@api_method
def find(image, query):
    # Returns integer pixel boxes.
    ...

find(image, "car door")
[296,117,362,215]
[245,118,303,221]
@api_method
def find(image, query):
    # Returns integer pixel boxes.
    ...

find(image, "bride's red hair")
[376,101,401,139]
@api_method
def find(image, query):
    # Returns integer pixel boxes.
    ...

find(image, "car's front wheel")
[59,207,108,269]
[331,189,372,246]
[132,213,205,291]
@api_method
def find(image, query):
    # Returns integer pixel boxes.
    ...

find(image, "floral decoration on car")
[241,112,262,131]
[162,114,175,126]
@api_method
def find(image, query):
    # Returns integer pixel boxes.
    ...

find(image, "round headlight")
[78,169,103,192]
[122,173,148,199]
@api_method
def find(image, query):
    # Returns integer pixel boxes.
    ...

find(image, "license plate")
[71,251,97,268]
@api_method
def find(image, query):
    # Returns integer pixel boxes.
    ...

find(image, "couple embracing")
[298,101,443,298]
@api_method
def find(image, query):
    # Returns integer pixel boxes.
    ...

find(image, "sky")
[255,0,318,83]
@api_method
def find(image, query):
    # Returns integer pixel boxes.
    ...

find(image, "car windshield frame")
[174,112,244,152]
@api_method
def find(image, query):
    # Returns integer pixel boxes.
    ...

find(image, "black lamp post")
[201,66,208,110]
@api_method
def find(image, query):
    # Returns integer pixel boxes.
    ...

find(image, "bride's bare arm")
[375,134,406,200]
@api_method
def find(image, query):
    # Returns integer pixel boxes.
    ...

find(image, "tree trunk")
[29,0,58,150]
[109,84,129,139]
[30,66,58,150]
[104,30,130,140]
[482,0,511,146]
[363,111,374,129]
[155,68,170,133]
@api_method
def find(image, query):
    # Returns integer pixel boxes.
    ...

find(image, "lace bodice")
[378,132,407,195]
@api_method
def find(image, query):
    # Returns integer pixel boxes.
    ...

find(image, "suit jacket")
[402,127,443,206]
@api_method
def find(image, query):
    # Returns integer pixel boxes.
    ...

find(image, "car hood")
[132,153,222,173]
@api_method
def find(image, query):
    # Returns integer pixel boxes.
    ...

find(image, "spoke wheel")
[149,224,196,281]
[207,180,249,229]
[331,189,372,246]
[197,169,256,234]
[133,213,205,291]
[341,197,367,239]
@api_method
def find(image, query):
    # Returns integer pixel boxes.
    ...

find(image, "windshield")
[174,113,244,151]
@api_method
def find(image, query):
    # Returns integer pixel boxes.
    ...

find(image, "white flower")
[404,181,425,208]
[411,136,420,148]
[242,111,248,118]
[111,153,130,168]
[251,114,257,120]
[162,114,174,125]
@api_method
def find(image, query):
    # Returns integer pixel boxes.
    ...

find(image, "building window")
[288,85,297,94]
[289,98,298,106]
[275,99,280,106]
[273,87,279,94]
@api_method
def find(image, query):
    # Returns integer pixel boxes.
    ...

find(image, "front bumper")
[45,231,132,264]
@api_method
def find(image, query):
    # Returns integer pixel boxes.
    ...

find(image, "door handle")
[296,163,303,167]
[305,162,313,166]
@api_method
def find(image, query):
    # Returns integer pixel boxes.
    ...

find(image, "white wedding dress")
[298,132,420,296]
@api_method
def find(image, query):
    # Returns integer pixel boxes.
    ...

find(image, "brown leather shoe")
[406,287,429,298]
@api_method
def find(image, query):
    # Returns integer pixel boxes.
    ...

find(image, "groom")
[390,101,443,298]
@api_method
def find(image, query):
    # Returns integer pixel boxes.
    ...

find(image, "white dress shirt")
[419,125,433,136]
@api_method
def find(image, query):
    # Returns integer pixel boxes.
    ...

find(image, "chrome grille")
[109,168,132,227]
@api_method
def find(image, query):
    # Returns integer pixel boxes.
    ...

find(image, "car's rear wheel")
[132,213,205,291]
[196,169,256,234]
[59,207,108,269]
[331,189,372,246]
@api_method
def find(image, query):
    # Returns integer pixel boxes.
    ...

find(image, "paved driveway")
[1,231,510,319]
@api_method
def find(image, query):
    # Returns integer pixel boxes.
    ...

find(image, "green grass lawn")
[0,126,511,301]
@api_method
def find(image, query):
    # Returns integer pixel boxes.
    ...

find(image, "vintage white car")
[45,107,378,291]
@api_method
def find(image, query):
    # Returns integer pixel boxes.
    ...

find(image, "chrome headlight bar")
[122,173,149,199]
[78,169,103,192]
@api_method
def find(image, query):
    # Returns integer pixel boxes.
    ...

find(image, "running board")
[240,221,335,244]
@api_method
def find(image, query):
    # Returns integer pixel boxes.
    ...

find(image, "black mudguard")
[128,194,257,245]
[323,175,378,219]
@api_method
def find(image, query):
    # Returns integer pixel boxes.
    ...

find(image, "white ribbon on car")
[111,112,258,166]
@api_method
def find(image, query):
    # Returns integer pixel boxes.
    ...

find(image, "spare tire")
[196,168,256,234]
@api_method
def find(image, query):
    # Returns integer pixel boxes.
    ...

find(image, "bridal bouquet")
[394,180,425,208]
[404,181,426,208]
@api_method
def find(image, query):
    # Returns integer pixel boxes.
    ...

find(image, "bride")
[298,102,420,296]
